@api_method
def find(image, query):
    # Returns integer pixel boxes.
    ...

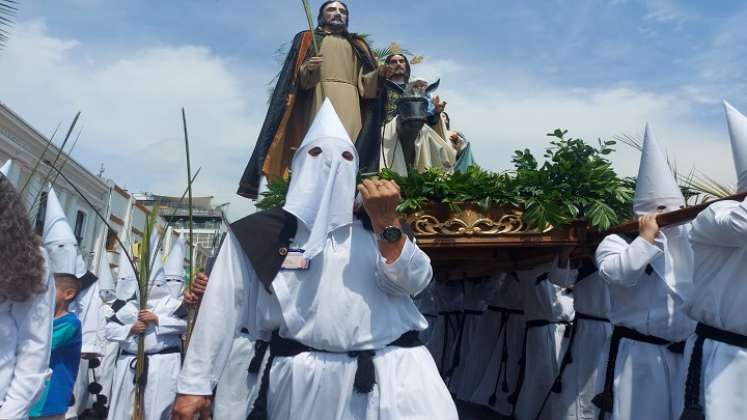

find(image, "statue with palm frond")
[238,0,393,199]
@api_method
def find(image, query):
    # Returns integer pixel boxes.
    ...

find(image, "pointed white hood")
[115,255,138,301]
[164,232,186,298]
[0,159,11,176]
[723,100,747,193]
[283,99,359,260]
[43,187,80,276]
[97,251,117,304]
[146,231,170,305]
[633,124,685,215]
[633,124,692,300]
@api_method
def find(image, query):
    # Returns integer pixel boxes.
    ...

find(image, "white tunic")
[104,296,186,420]
[469,274,525,416]
[0,249,54,420]
[596,233,694,420]
[178,221,458,420]
[684,198,747,418]
[515,262,576,420]
[549,270,612,420]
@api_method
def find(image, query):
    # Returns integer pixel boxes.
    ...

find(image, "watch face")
[382,226,402,242]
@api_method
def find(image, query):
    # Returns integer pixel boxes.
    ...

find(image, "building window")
[74,210,86,244]
[34,192,48,235]
[105,229,119,252]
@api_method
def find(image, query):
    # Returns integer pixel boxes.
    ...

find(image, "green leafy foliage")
[255,130,634,231]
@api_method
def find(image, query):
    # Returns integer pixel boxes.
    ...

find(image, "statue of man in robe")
[238,1,392,198]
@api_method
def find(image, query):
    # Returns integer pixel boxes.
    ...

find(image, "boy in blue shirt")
[29,274,82,420]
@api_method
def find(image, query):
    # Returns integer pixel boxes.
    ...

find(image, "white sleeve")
[76,283,105,355]
[177,232,251,396]
[153,298,187,336]
[595,234,662,288]
[691,199,747,247]
[104,318,134,343]
[376,239,433,297]
[0,269,54,420]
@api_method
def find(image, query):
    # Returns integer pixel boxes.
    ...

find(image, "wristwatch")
[378,225,403,243]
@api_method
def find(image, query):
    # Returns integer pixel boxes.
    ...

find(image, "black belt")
[592,326,686,420]
[681,323,747,420]
[508,319,572,417]
[248,339,270,375]
[124,346,181,386]
[488,305,524,315]
[576,312,610,323]
[248,330,422,420]
[532,313,610,420]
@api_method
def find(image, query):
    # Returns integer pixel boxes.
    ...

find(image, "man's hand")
[172,394,212,420]
[301,56,324,86]
[639,212,660,244]
[129,321,147,336]
[184,272,208,306]
[138,310,159,325]
[378,63,395,79]
[357,179,401,233]
[433,96,446,114]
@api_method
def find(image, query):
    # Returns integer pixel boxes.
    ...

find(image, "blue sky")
[1,0,745,217]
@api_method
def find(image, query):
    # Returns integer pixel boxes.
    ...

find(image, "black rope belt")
[508,319,572,417]
[487,309,514,406]
[488,305,524,315]
[247,330,422,420]
[592,326,686,420]
[680,323,747,420]
[124,346,181,386]
[531,313,610,420]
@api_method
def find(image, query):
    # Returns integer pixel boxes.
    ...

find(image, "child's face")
[413,81,428,93]
[54,274,79,313]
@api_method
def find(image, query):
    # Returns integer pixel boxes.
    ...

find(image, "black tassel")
[591,392,613,412]
[87,382,103,394]
[351,351,376,393]
[502,377,509,392]
[551,379,562,393]
[88,357,101,369]
[507,391,518,404]
[679,407,705,420]
[488,394,497,406]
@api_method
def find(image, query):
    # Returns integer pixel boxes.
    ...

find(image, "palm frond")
[0,0,18,50]
[685,169,735,201]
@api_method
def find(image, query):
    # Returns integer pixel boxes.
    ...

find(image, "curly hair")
[0,174,47,303]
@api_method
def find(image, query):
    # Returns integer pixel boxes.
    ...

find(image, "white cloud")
[0,19,268,219]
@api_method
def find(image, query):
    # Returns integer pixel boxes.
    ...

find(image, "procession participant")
[105,237,186,420]
[0,159,18,187]
[29,273,82,420]
[680,101,747,420]
[383,54,411,123]
[38,188,102,420]
[545,256,612,420]
[509,258,576,420]
[0,173,55,420]
[471,273,525,417]
[448,277,503,402]
[164,233,187,299]
[174,100,457,420]
[594,124,694,420]
[238,0,390,198]
[425,280,464,376]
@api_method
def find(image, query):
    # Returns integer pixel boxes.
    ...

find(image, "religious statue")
[238,1,392,198]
